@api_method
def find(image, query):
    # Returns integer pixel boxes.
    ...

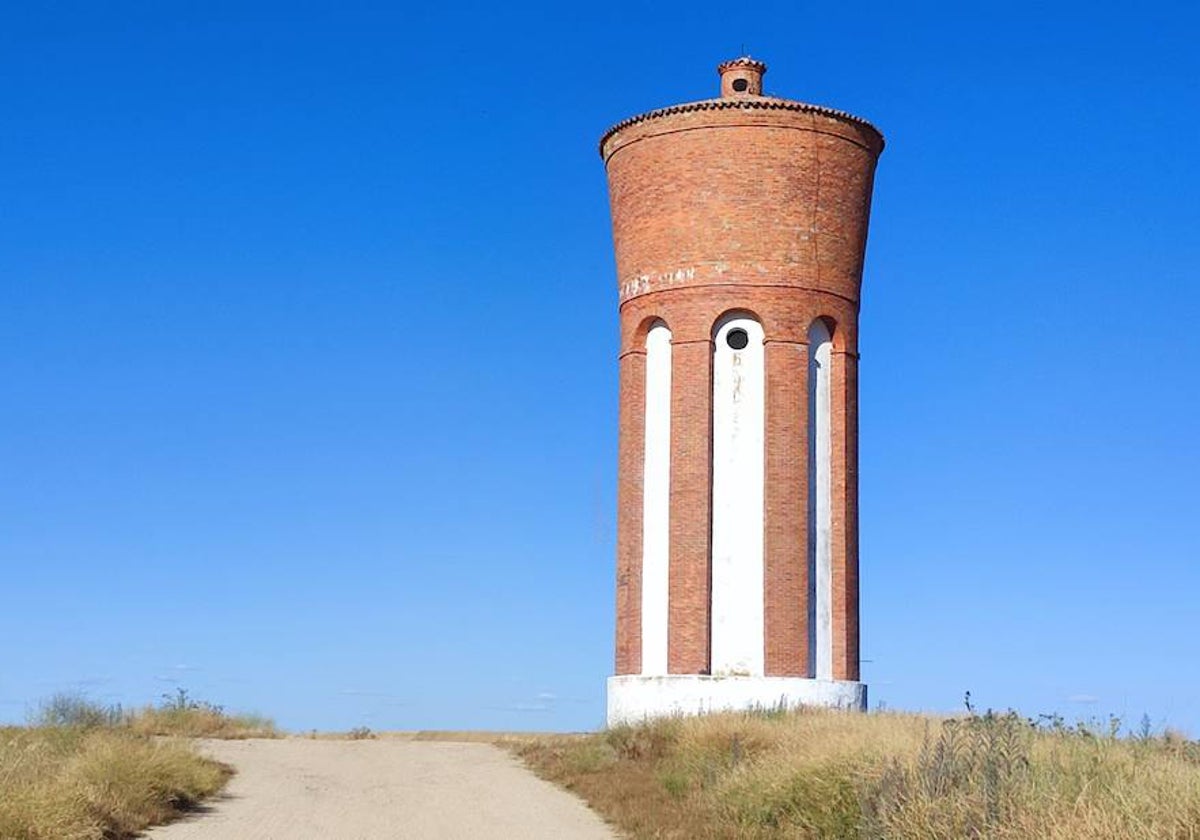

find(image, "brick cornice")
[600,96,884,160]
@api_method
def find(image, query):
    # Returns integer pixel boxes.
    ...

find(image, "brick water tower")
[602,58,884,724]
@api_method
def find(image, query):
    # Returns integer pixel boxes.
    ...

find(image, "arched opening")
[710,314,765,676]
[807,318,833,679]
[641,320,671,675]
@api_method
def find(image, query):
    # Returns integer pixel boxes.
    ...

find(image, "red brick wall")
[764,338,809,676]
[667,336,712,674]
[614,346,645,675]
[831,347,861,681]
[605,82,881,680]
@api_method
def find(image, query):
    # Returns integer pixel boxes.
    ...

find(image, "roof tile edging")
[599,97,884,160]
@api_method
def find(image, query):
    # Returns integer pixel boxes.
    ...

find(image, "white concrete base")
[607,675,867,727]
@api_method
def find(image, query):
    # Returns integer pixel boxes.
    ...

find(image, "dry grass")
[126,688,281,740]
[512,708,1200,839]
[0,691,278,839]
[127,706,279,739]
[37,689,281,740]
[0,725,230,840]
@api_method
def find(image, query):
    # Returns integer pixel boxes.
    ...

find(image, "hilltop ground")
[9,696,1200,839]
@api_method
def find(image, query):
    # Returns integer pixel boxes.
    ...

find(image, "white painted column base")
[607,675,867,726]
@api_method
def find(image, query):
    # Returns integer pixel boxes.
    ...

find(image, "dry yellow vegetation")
[0,725,229,840]
[128,705,279,740]
[125,687,280,740]
[514,707,1200,839]
[0,691,279,839]
[35,689,280,740]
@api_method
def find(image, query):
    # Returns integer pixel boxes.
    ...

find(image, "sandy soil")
[143,738,617,840]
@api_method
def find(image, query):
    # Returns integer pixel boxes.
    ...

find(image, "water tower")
[602,58,884,724]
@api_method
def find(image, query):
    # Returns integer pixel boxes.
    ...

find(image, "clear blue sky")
[2,1,1197,734]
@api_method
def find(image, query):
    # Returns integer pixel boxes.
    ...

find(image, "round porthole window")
[732,78,749,92]
[726,328,749,350]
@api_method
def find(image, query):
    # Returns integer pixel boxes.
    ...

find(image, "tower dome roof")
[598,58,883,159]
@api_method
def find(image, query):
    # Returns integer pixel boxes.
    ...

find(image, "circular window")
[726,328,749,350]
[732,78,749,93]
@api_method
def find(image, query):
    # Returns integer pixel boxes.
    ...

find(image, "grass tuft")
[126,688,281,739]
[30,689,280,740]
[1,689,276,838]
[0,725,230,840]
[513,706,1200,839]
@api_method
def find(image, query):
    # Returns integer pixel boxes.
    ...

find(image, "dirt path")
[144,738,617,840]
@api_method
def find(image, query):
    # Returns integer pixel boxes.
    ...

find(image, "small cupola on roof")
[718,57,766,98]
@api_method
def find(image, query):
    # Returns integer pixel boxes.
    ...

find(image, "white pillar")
[710,316,765,676]
[808,319,833,680]
[641,322,672,675]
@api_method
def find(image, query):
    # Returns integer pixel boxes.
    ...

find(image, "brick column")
[763,339,809,676]
[830,348,860,681]
[615,348,645,675]
[668,337,713,674]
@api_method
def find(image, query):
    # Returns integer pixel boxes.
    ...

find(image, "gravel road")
[143,738,617,840]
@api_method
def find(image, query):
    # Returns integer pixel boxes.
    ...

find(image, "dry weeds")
[0,691,278,839]
[127,706,279,740]
[0,725,230,840]
[513,707,1200,839]
[126,688,281,739]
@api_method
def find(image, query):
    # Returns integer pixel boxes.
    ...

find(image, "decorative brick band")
[599,96,884,159]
